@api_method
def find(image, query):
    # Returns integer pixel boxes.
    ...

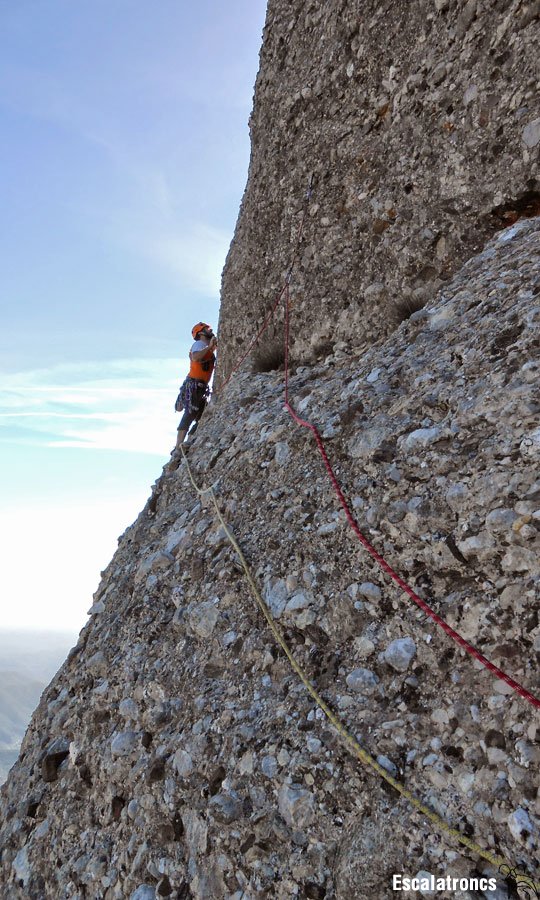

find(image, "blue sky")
[0,0,267,632]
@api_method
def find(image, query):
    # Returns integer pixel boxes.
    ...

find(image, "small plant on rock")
[392,296,427,325]
[251,340,286,373]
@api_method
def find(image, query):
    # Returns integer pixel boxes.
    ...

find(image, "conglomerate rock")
[0,214,539,898]
[2,1,540,895]
[216,0,540,382]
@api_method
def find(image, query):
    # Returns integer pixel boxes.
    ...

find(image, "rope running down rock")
[281,280,540,711]
[179,444,539,894]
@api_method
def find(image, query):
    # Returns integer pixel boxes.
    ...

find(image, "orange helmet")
[192,322,212,340]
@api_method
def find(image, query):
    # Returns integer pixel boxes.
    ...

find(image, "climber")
[171,322,217,459]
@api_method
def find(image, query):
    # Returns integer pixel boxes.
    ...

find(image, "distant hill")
[0,671,45,783]
[0,630,77,783]
[0,630,77,682]
[0,670,45,743]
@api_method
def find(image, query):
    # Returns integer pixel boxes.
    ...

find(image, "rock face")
[216,0,540,382]
[1,211,540,897]
[2,3,540,898]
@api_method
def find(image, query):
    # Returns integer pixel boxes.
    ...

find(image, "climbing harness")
[179,445,539,895]
[175,377,209,415]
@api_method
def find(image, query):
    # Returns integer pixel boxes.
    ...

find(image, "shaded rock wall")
[0,217,539,898]
[217,0,540,382]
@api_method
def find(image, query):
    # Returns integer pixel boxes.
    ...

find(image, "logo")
[499,865,540,899]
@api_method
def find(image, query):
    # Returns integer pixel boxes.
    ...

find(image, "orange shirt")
[189,342,215,383]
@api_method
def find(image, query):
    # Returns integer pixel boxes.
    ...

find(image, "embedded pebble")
[346,668,380,694]
[383,638,417,672]
[278,784,316,829]
[111,732,140,757]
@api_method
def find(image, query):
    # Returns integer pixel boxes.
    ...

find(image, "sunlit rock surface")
[217,0,540,382]
[1,0,540,894]
[1,213,539,898]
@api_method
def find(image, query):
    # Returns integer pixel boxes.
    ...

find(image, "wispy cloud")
[0,57,234,294]
[0,358,189,455]
[140,223,230,295]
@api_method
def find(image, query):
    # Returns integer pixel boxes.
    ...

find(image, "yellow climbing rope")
[179,446,539,894]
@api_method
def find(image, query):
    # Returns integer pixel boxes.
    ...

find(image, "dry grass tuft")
[392,296,427,325]
[251,340,286,373]
[311,339,334,361]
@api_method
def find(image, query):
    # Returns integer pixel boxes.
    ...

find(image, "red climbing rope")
[213,176,539,711]
[217,281,289,394]
[282,282,540,711]
[217,176,314,394]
